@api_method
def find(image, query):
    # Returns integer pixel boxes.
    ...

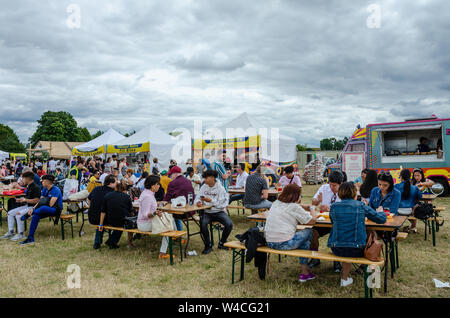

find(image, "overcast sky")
[1,0,449,147]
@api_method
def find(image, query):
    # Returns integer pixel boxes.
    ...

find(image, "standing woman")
[99,180,134,249]
[105,157,112,172]
[395,169,422,233]
[369,171,401,216]
[137,175,175,259]
[411,168,434,192]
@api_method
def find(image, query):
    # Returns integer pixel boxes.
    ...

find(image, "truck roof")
[367,117,450,128]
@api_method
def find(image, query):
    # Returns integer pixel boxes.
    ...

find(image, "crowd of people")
[0,152,437,287]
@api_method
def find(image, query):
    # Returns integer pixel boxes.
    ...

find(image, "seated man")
[194,170,232,254]
[163,166,195,230]
[309,170,344,271]
[229,163,248,204]
[243,165,272,211]
[88,174,117,249]
[0,171,41,241]
[20,174,63,245]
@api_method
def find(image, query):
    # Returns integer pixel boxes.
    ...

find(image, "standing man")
[213,152,231,193]
[48,157,57,176]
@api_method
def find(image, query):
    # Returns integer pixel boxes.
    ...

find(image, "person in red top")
[163,166,195,231]
[37,166,46,177]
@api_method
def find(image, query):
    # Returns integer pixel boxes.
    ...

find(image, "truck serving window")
[378,124,443,163]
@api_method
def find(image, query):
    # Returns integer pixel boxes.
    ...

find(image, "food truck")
[327,116,450,195]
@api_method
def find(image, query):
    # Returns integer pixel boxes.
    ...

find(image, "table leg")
[383,236,389,294]
[232,248,236,284]
[432,219,436,247]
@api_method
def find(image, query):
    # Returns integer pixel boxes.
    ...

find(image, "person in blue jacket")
[369,171,401,216]
[328,182,386,287]
[394,169,422,233]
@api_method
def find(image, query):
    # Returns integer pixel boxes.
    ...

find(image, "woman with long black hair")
[411,168,434,191]
[368,171,401,216]
[359,169,378,202]
[395,169,422,233]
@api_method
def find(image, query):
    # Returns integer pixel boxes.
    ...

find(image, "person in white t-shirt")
[229,163,248,204]
[186,167,202,194]
[123,168,137,187]
[99,168,111,185]
[48,158,57,175]
[309,170,344,272]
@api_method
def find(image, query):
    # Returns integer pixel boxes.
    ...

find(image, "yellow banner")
[193,136,260,150]
[72,145,106,156]
[106,142,150,154]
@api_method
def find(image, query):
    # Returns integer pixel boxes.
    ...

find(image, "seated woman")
[394,169,422,233]
[264,184,318,283]
[328,182,387,287]
[137,175,176,259]
[359,169,378,203]
[277,165,302,188]
[123,169,137,188]
[369,171,401,216]
[99,180,134,249]
[411,168,434,192]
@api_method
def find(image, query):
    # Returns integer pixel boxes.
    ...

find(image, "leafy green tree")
[320,137,349,150]
[91,130,103,139]
[0,124,26,152]
[29,111,90,146]
[124,130,136,137]
[296,144,314,151]
[77,127,92,142]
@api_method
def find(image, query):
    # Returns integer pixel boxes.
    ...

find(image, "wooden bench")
[224,241,385,298]
[98,225,187,265]
[59,214,75,240]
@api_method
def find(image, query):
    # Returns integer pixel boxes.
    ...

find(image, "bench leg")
[232,248,236,284]
[179,238,183,262]
[61,220,65,240]
[240,249,245,281]
[168,237,174,266]
[70,220,74,238]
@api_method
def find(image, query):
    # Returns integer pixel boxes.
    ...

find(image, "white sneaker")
[0,232,14,239]
[10,233,26,242]
[341,277,353,287]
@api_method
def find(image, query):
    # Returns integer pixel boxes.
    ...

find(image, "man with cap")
[159,170,171,193]
[163,166,195,231]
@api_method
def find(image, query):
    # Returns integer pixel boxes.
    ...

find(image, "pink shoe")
[299,272,316,283]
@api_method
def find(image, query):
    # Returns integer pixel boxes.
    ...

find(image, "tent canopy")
[107,125,177,170]
[200,112,297,163]
[0,150,9,162]
[72,128,124,156]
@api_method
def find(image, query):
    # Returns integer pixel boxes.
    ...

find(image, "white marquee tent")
[72,128,124,156]
[107,125,177,170]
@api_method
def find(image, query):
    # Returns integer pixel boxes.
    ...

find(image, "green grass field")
[0,184,449,298]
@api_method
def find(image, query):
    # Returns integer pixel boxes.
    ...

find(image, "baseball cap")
[168,166,182,175]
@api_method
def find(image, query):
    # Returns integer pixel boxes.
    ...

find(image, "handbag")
[151,212,175,234]
[35,197,51,210]
[124,216,138,229]
[364,230,383,262]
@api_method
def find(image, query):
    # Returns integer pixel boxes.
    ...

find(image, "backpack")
[413,202,435,220]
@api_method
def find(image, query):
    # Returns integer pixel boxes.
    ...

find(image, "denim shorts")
[331,246,364,258]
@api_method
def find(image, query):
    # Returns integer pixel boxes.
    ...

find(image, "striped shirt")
[213,160,228,192]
